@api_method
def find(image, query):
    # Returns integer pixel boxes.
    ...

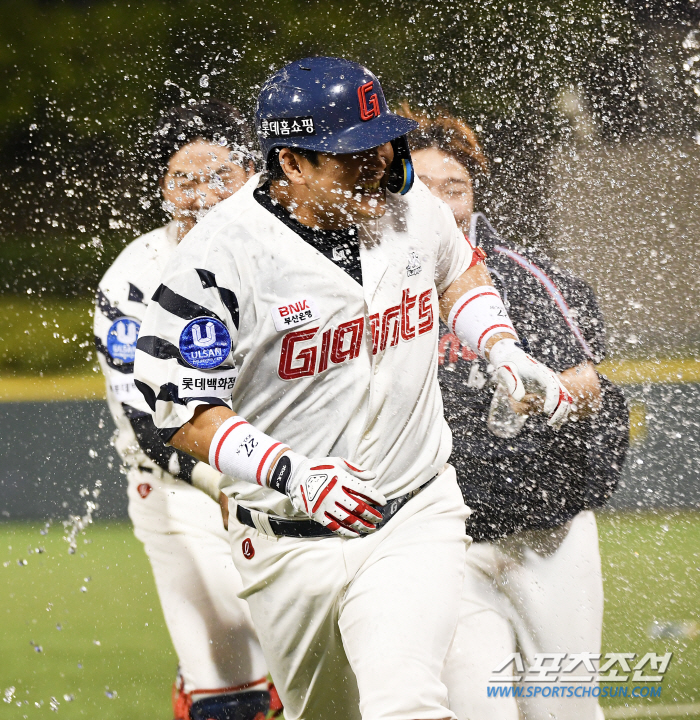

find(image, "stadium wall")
[1,376,698,521]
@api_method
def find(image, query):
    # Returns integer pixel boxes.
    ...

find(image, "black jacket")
[438,214,629,541]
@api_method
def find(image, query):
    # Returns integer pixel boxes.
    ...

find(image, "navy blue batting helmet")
[256,57,419,194]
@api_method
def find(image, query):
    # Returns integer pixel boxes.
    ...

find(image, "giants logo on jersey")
[278,288,433,380]
[438,333,478,365]
[438,332,488,390]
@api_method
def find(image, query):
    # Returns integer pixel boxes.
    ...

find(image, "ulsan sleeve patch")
[178,317,232,369]
[107,317,141,363]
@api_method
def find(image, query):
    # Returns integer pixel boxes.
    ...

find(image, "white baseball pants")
[228,466,470,720]
[127,467,269,693]
[443,510,605,720]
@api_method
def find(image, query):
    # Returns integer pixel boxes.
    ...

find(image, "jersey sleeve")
[94,260,200,481]
[433,197,474,295]
[133,260,241,443]
[125,408,199,481]
[94,269,152,412]
[529,250,607,367]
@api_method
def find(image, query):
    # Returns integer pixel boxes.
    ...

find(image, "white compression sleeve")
[208,416,295,490]
[447,285,517,357]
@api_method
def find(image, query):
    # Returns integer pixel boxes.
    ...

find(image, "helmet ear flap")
[387,136,414,195]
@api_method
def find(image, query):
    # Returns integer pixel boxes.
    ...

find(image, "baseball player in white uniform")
[133,58,572,720]
[94,99,277,720]
[401,106,629,720]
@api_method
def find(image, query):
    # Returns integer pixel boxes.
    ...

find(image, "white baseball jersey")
[95,222,184,473]
[134,173,473,518]
[94,222,269,694]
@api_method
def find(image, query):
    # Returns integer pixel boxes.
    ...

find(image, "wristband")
[209,415,294,490]
[447,285,517,357]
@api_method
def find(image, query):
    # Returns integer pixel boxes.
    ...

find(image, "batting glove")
[285,455,386,538]
[488,338,572,428]
[209,416,386,537]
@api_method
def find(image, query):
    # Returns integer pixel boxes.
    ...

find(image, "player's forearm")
[170,405,236,463]
[128,412,198,479]
[172,404,385,535]
[439,264,517,358]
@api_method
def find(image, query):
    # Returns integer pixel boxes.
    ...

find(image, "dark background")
[1,1,700,520]
[1,0,700,299]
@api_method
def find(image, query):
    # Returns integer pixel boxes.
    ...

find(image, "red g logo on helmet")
[358,82,380,121]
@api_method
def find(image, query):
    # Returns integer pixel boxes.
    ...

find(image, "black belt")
[235,475,437,539]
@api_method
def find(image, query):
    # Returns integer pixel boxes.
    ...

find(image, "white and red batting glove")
[209,416,386,537]
[447,284,572,428]
[284,455,386,537]
[488,338,572,428]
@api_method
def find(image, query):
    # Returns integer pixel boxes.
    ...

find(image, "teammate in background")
[401,105,629,720]
[94,99,277,720]
[134,57,572,720]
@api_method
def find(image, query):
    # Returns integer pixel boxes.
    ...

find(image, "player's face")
[161,139,249,238]
[290,142,394,228]
[412,147,474,229]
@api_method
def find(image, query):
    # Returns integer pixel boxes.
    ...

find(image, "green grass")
[1,513,699,719]
[1,522,175,718]
[0,297,94,375]
[598,511,700,712]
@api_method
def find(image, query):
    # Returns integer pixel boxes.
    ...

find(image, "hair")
[397,103,488,180]
[267,146,320,180]
[148,98,256,180]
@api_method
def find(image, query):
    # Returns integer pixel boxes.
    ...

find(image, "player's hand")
[488,339,572,428]
[286,457,386,538]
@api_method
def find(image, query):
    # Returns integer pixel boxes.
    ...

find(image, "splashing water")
[62,498,98,555]
[683,28,700,143]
